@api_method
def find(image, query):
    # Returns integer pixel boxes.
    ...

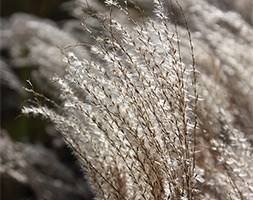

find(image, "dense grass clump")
[23,0,253,199]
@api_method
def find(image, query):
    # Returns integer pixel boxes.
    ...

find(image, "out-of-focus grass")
[0,0,71,143]
[1,0,70,20]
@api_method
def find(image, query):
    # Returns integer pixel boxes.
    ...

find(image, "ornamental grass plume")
[22,0,253,199]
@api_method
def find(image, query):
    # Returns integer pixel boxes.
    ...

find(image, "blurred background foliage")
[1,0,71,143]
[1,1,95,199]
[1,0,70,20]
